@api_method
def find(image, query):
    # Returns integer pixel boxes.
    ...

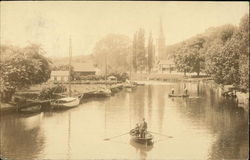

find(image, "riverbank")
[0,83,124,114]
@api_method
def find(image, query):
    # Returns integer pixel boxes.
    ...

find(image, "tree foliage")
[173,36,206,76]
[0,44,52,101]
[92,34,131,73]
[171,14,249,91]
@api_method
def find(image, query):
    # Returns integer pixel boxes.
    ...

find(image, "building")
[50,71,70,82]
[72,62,100,76]
[156,59,175,73]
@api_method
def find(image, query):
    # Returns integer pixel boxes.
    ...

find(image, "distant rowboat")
[168,94,189,98]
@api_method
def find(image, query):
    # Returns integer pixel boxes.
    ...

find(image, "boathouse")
[50,71,70,82]
[72,62,100,76]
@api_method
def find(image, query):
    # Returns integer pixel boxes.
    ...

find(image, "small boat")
[129,129,153,145]
[86,88,111,98]
[51,96,81,110]
[19,104,42,114]
[168,94,189,98]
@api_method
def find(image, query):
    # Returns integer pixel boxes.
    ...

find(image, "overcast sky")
[1,1,249,57]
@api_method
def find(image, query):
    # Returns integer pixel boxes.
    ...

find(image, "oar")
[148,131,173,138]
[104,132,129,141]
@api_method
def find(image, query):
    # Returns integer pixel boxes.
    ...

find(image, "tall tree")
[136,28,146,72]
[132,32,138,72]
[147,32,154,73]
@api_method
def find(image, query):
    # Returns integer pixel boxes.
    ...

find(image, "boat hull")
[130,129,153,145]
[51,98,80,110]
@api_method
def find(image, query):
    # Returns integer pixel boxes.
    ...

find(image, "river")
[0,82,248,160]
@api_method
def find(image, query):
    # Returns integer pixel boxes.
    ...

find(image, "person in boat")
[140,118,147,138]
[184,87,188,95]
[134,123,140,137]
[171,88,175,95]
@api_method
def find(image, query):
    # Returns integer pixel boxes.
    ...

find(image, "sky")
[1,1,249,57]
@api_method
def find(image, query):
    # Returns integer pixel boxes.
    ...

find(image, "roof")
[51,71,70,76]
[72,62,99,72]
[158,59,174,65]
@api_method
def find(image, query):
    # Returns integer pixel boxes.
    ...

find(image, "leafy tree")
[92,34,131,74]
[0,44,52,102]
[173,36,206,76]
[238,14,249,91]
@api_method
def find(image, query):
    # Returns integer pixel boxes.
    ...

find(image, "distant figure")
[171,88,175,95]
[140,118,148,138]
[184,87,188,95]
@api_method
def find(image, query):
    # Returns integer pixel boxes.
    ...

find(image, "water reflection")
[0,82,248,160]
[129,139,153,160]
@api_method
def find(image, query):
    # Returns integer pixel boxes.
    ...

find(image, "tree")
[136,28,146,72]
[147,32,155,73]
[238,14,249,91]
[92,34,131,74]
[132,32,138,72]
[173,36,206,76]
[0,44,52,102]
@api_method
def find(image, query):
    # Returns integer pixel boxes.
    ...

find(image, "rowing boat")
[51,96,81,110]
[129,129,153,145]
[168,94,189,98]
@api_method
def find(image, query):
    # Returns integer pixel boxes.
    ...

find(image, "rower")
[171,88,175,95]
[134,123,140,136]
[184,87,188,95]
[140,118,147,138]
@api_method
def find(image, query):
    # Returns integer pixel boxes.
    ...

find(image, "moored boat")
[168,93,189,98]
[51,96,81,110]
[85,88,111,98]
[129,129,153,145]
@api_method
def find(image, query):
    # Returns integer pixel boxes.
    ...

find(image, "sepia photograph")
[0,1,249,160]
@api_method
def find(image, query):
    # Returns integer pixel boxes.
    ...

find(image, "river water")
[0,82,248,160]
